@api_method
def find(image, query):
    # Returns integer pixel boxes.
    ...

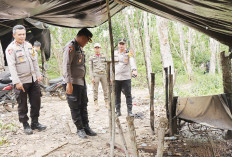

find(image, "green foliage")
[174,72,223,97]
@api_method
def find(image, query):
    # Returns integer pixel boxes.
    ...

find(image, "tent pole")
[106,0,116,156]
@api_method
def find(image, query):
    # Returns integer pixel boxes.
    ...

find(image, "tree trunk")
[187,28,193,79]
[156,16,174,83]
[216,43,221,73]
[209,38,217,75]
[143,11,152,92]
[125,12,135,52]
[177,23,193,79]
[136,10,150,92]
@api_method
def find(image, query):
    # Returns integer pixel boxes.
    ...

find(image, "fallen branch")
[41,142,68,157]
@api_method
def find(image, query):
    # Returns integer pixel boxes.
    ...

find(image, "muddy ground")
[0,88,232,157]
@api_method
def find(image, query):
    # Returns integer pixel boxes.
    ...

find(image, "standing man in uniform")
[5,25,46,135]
[63,28,97,139]
[33,41,41,60]
[114,38,137,117]
[89,43,108,111]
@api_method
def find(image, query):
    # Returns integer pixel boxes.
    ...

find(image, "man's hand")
[16,83,25,92]
[91,78,95,84]
[132,70,138,78]
[37,76,43,83]
[66,83,73,95]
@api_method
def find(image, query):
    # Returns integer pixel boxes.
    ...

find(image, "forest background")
[41,7,229,97]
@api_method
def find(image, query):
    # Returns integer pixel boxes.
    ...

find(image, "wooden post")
[220,51,232,93]
[150,72,155,135]
[172,96,178,134]
[156,117,168,157]
[107,62,112,137]
[164,67,169,119]
[116,117,129,157]
[126,116,139,157]
[220,51,232,139]
[106,0,116,156]
[168,66,174,136]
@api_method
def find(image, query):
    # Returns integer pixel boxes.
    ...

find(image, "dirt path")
[0,88,165,157]
[1,88,232,157]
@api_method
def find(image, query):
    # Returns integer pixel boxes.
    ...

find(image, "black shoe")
[116,111,121,117]
[31,122,47,131]
[77,129,87,139]
[23,122,33,135]
[84,127,97,136]
[128,111,134,117]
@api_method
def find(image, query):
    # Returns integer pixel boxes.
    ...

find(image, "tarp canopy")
[0,0,231,47]
[176,94,232,130]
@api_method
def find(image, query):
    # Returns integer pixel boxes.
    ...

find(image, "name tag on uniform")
[19,57,24,62]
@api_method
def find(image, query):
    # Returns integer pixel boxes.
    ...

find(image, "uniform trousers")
[15,79,41,123]
[64,84,89,129]
[115,79,132,111]
[93,74,108,101]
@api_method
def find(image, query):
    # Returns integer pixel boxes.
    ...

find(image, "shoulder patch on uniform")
[8,49,13,55]
[69,46,74,53]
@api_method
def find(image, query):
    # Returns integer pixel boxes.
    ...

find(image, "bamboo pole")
[164,67,169,119]
[107,62,112,137]
[126,116,139,157]
[106,0,116,156]
[116,117,129,157]
[150,72,155,135]
[168,66,174,136]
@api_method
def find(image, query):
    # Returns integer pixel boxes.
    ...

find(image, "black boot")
[77,129,88,139]
[116,108,121,117]
[23,122,33,135]
[127,106,134,117]
[31,121,47,131]
[84,124,97,136]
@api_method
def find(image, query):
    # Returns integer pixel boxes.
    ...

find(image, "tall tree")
[209,38,218,75]
[143,11,152,91]
[216,43,221,73]
[177,23,193,80]
[156,16,174,77]
[124,9,135,52]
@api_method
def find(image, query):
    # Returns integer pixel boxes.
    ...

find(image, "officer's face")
[118,42,126,52]
[94,47,101,54]
[34,46,41,52]
[13,29,26,44]
[79,36,89,47]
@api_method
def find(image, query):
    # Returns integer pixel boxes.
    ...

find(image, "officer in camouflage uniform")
[63,28,97,139]
[114,38,137,117]
[89,43,108,111]
[5,25,46,135]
